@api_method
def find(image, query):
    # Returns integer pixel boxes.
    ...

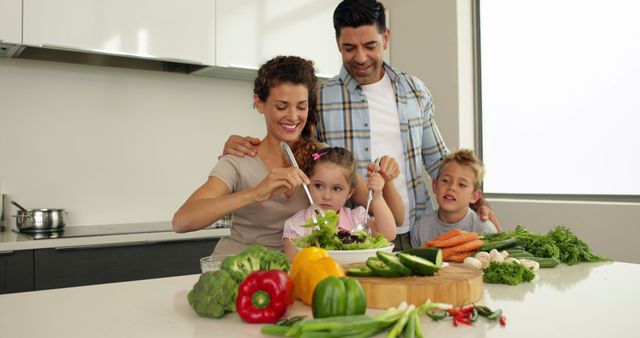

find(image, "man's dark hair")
[333,0,386,37]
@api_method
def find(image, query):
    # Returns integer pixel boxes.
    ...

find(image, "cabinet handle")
[40,43,204,65]
[0,250,15,256]
[54,241,150,251]
[227,64,259,70]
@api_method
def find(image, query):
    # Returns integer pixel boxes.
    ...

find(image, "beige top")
[209,154,308,256]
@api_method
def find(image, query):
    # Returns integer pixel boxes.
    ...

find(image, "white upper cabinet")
[0,0,21,44]
[22,0,216,65]
[216,0,342,78]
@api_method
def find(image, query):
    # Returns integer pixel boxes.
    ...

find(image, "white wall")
[384,0,640,263]
[383,0,463,150]
[0,58,264,226]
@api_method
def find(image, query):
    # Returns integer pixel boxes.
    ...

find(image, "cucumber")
[400,248,443,267]
[397,253,440,276]
[480,238,517,251]
[505,249,530,255]
[346,264,377,277]
[517,256,561,268]
[365,257,403,277]
[508,251,535,258]
[376,251,412,276]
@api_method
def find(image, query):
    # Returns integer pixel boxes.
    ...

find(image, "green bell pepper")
[311,276,367,319]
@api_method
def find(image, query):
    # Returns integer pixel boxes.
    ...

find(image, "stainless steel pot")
[15,208,66,232]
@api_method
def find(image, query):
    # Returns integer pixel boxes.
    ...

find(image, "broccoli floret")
[220,244,290,283]
[187,270,238,318]
[260,250,291,271]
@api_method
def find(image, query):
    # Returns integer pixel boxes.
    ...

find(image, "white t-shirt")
[362,72,412,234]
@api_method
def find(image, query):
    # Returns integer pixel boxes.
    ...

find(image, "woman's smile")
[279,122,300,133]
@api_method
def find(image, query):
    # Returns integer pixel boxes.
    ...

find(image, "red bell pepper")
[236,269,294,323]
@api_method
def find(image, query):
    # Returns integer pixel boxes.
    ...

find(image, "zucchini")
[376,251,412,276]
[365,257,403,277]
[505,249,530,255]
[517,256,560,268]
[507,251,535,258]
[397,253,440,276]
[480,238,517,251]
[400,248,443,267]
[346,264,377,277]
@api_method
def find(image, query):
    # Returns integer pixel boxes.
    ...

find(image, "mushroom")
[504,257,520,265]
[463,257,483,270]
[520,259,540,272]
[489,249,504,263]
[474,251,491,269]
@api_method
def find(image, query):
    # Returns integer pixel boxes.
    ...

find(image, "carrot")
[426,232,479,248]
[428,229,465,245]
[447,251,474,263]
[433,229,465,242]
[446,239,484,254]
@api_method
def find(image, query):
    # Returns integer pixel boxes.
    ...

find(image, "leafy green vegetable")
[295,210,392,250]
[547,226,608,265]
[483,261,536,285]
[220,244,290,283]
[481,225,609,265]
[187,245,290,318]
[188,270,238,318]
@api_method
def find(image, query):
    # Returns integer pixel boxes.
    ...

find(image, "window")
[476,0,640,196]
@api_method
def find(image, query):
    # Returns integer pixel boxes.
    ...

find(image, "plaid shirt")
[316,63,449,232]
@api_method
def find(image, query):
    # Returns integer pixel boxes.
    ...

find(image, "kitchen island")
[1,261,637,338]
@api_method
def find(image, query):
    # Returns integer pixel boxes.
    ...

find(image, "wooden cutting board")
[345,263,483,308]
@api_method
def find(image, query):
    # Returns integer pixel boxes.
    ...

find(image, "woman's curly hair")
[254,55,320,171]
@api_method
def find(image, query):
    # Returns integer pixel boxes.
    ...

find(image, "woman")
[173,56,325,255]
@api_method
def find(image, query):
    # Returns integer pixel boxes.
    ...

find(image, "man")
[223,0,499,250]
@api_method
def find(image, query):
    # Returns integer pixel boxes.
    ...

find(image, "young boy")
[410,149,497,247]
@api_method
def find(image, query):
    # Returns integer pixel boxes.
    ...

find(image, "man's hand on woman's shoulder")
[220,135,260,159]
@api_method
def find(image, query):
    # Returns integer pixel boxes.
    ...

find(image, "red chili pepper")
[456,316,473,326]
[460,305,475,314]
[500,315,507,327]
[236,270,295,324]
[448,308,462,317]
[453,317,458,327]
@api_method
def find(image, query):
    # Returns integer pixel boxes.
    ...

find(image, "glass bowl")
[199,255,228,273]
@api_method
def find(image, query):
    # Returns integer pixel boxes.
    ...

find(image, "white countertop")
[0,223,230,252]
[0,261,637,338]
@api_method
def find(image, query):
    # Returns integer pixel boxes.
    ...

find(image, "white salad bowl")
[297,245,395,265]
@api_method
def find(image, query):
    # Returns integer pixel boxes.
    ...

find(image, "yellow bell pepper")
[290,248,345,305]
[289,247,329,281]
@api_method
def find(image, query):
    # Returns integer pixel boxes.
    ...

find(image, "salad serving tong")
[280,142,326,227]
[351,157,381,235]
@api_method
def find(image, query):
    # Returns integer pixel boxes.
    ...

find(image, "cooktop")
[12,222,175,240]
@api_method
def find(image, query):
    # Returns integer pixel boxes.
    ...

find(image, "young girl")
[283,147,399,260]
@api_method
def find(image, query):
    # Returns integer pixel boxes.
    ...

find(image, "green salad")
[295,210,391,250]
